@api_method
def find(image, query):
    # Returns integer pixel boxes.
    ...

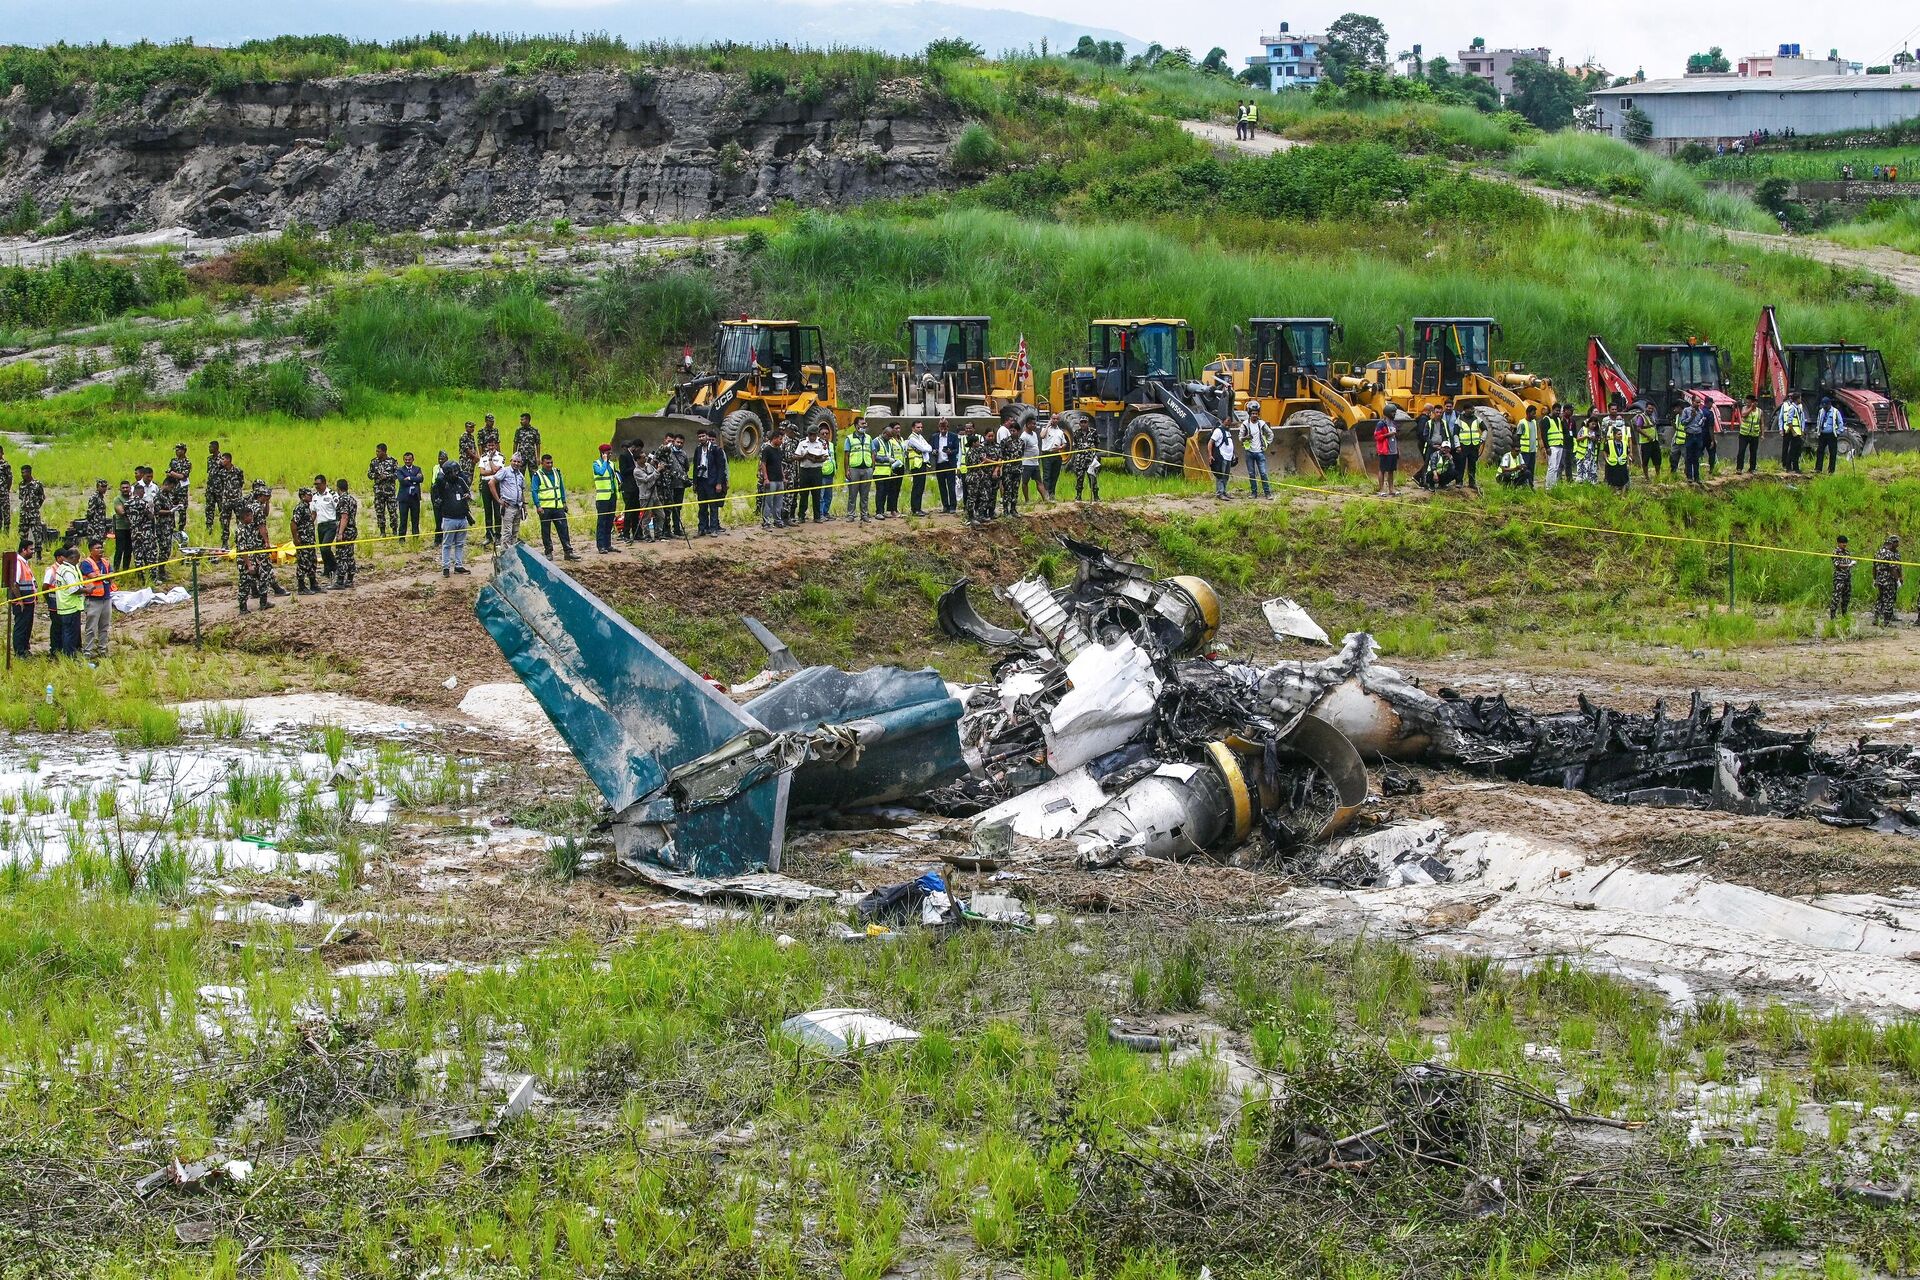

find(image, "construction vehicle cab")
[1050,319,1228,476]
[865,317,1040,429]
[1587,336,1737,427]
[653,319,853,459]
[1754,305,1910,435]
[1203,319,1367,472]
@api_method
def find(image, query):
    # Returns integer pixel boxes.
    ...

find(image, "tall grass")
[1692,147,1920,181]
[1825,201,1920,255]
[1510,133,1778,232]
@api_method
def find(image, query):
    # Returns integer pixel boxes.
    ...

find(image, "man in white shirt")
[793,430,830,523]
[1018,424,1042,503]
[476,444,507,545]
[1207,419,1236,499]
[1241,400,1274,498]
[1038,419,1067,501]
[1814,397,1846,475]
[903,424,934,516]
[310,473,339,581]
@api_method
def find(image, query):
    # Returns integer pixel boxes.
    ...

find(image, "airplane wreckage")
[477,540,1920,880]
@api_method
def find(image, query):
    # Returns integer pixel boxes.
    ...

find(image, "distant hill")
[4,0,1140,59]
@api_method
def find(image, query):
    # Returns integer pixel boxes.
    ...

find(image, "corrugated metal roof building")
[1590,74,1920,149]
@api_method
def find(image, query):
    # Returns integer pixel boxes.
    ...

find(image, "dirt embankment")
[0,69,962,235]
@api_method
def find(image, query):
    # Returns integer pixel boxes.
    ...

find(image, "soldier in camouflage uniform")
[15,466,46,556]
[168,443,192,506]
[776,431,800,525]
[458,422,479,473]
[249,480,287,597]
[128,473,157,584]
[997,434,1021,517]
[83,479,111,546]
[512,412,541,471]
[331,478,360,588]
[1873,535,1903,626]
[0,444,13,534]
[152,474,185,583]
[479,413,501,455]
[215,452,242,548]
[233,505,274,613]
[367,444,400,538]
[1829,536,1856,621]
[1069,418,1100,501]
[291,487,323,595]
[203,440,222,535]
[962,431,994,525]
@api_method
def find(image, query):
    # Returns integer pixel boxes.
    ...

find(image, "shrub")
[0,361,47,402]
[0,253,186,328]
[949,122,1003,175]
[181,355,337,418]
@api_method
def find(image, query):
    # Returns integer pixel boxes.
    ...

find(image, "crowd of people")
[0,385,1884,662]
[1344,389,1850,498]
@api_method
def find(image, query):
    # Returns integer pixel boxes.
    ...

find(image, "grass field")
[6,864,1915,1279]
[1508,133,1778,231]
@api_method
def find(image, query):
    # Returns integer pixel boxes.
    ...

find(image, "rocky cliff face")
[0,69,962,234]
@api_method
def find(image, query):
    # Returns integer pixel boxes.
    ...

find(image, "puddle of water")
[0,727,477,880]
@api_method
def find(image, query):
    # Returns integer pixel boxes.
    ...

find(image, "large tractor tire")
[721,409,764,460]
[1476,407,1515,462]
[1124,413,1187,478]
[801,403,837,439]
[1287,409,1344,472]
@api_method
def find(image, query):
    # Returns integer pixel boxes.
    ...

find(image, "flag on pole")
[1014,334,1030,388]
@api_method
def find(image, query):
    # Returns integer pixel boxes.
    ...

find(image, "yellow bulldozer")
[1204,318,1372,473]
[1345,317,1559,459]
[642,318,857,459]
[1048,319,1232,476]
[863,316,1041,431]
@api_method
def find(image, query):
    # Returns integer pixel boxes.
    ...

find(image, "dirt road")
[1172,111,1920,297]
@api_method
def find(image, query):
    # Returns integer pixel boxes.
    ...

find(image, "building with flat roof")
[1734,44,1861,78]
[1246,22,1326,91]
[1591,73,1920,150]
[1455,45,1550,99]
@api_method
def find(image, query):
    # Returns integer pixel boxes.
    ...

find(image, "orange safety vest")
[80,557,112,598]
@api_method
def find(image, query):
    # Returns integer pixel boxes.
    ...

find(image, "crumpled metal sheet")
[1042,638,1161,774]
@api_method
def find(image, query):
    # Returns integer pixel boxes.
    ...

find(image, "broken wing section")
[475,544,787,876]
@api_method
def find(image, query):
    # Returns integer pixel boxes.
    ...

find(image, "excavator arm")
[1754,305,1790,405]
[1587,336,1638,412]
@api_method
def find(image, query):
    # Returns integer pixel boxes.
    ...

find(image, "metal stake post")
[190,557,202,648]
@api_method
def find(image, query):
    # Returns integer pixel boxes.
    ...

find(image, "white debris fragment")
[780,1008,920,1056]
[1263,597,1331,645]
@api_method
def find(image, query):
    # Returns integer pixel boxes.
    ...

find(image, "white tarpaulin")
[111,585,191,614]
[1043,639,1160,774]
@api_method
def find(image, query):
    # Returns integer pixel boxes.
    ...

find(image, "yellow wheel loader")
[1047,319,1231,477]
[1204,318,1372,474]
[863,316,1042,432]
[632,319,857,459]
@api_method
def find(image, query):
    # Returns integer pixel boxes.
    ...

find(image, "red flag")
[1015,334,1030,388]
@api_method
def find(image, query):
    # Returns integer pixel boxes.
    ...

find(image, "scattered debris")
[857,871,960,927]
[132,1157,252,1198]
[779,1008,920,1056]
[628,864,839,906]
[1263,596,1331,646]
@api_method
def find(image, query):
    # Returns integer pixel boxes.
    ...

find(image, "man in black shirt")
[432,456,474,577]
[758,429,789,531]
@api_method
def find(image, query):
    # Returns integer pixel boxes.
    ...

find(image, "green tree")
[1199,46,1232,76]
[1323,12,1389,84]
[1507,57,1583,130]
[1069,35,1098,60]
[1622,106,1653,145]
[1685,46,1730,74]
[923,38,983,62]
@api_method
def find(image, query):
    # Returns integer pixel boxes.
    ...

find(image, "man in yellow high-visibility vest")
[592,443,619,554]
[532,454,579,561]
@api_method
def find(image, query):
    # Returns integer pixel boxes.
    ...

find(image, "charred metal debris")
[476,538,1920,879]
